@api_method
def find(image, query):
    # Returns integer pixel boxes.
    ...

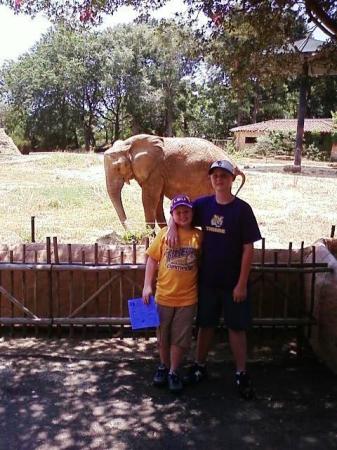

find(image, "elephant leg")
[142,180,164,230]
[156,193,167,228]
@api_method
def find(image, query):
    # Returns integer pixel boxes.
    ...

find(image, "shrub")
[224,140,239,155]
[303,143,330,161]
[253,132,295,158]
[252,130,333,161]
[304,132,332,161]
[121,227,154,244]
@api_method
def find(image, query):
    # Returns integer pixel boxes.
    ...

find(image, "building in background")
[230,118,337,161]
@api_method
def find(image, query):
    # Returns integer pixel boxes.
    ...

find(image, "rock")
[0,128,21,155]
[283,164,301,173]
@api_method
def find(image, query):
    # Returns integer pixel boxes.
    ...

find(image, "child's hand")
[233,283,247,302]
[142,286,152,304]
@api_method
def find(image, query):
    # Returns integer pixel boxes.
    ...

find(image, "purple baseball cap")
[170,195,193,213]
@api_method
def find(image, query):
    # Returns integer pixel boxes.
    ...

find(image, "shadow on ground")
[243,161,337,180]
[0,334,337,450]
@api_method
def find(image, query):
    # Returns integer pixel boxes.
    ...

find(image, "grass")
[0,152,336,249]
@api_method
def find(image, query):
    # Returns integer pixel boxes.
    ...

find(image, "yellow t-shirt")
[146,226,202,307]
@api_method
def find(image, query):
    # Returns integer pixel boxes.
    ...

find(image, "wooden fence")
[0,236,333,340]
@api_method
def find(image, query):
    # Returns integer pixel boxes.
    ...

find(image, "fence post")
[308,245,316,340]
[81,250,87,337]
[31,216,35,243]
[46,237,53,336]
[119,250,124,338]
[10,250,14,337]
[22,244,27,338]
[94,243,99,337]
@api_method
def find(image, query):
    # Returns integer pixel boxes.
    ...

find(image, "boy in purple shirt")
[168,160,261,399]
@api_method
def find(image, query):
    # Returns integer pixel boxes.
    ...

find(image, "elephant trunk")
[104,158,129,230]
[109,188,129,230]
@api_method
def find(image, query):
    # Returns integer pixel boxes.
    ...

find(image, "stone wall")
[233,131,259,151]
[331,142,337,162]
[305,239,337,373]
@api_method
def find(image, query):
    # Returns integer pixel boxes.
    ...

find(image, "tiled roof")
[230,119,334,133]
[292,37,324,54]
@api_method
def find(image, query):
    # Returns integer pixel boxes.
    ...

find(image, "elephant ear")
[126,135,165,184]
[106,141,134,183]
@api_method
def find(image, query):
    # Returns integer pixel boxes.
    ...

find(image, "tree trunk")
[114,105,120,141]
[237,98,244,125]
[83,122,91,152]
[165,104,173,137]
[183,114,189,136]
[61,96,67,149]
[131,117,141,135]
[252,91,259,123]
[73,130,79,148]
[294,61,309,170]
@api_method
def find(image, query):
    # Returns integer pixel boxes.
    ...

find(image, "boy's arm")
[233,243,254,303]
[165,215,179,248]
[142,256,158,304]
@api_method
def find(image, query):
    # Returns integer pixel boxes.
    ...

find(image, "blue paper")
[128,296,160,330]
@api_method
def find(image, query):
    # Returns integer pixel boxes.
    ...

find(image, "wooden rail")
[0,235,335,346]
[0,261,332,325]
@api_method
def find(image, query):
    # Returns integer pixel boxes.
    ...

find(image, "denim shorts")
[197,284,252,330]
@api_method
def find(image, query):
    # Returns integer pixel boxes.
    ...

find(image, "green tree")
[2,27,105,150]
[48,28,107,150]
[201,3,308,122]
[148,20,200,136]
[307,76,337,117]
[98,22,198,139]
[2,1,337,40]
[1,22,200,147]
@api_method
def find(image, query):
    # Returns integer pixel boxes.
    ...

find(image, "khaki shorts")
[156,304,196,350]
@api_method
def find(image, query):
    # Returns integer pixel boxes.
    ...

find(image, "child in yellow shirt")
[142,195,202,393]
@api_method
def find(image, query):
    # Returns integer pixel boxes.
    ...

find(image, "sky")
[0,2,329,66]
[0,1,186,65]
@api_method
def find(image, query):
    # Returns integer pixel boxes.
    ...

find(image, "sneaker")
[153,364,168,387]
[235,372,255,400]
[183,363,208,385]
[168,372,183,394]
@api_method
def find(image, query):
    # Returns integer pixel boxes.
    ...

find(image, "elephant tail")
[234,171,245,197]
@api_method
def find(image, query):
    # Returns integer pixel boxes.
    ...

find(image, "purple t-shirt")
[193,195,262,289]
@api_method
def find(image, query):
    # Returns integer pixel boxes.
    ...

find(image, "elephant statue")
[104,134,245,229]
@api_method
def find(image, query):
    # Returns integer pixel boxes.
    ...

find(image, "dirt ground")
[1,334,337,450]
[1,153,337,449]
[1,151,336,247]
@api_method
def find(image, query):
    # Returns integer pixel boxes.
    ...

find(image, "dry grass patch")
[0,152,336,248]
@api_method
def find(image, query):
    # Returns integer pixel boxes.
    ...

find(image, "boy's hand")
[142,286,153,304]
[166,216,179,248]
[233,283,247,303]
